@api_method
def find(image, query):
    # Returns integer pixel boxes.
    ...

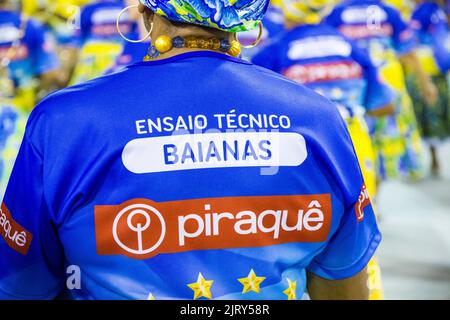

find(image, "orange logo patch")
[0,203,33,255]
[356,185,371,223]
[95,194,332,260]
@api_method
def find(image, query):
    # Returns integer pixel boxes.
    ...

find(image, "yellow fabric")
[12,86,37,113]
[376,49,407,91]
[346,116,377,199]
[279,0,336,24]
[23,0,92,18]
[367,257,384,300]
[346,117,384,299]
[271,0,282,6]
[69,41,123,86]
[415,46,441,77]
[383,0,415,21]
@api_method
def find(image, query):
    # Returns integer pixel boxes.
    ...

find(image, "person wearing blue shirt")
[105,0,149,74]
[252,0,394,300]
[0,0,381,300]
[21,0,85,88]
[408,0,450,176]
[0,2,60,108]
[326,0,438,180]
[0,0,60,198]
[69,0,137,85]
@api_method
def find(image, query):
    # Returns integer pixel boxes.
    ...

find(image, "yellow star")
[283,278,297,300]
[187,273,214,300]
[147,292,155,300]
[238,269,266,294]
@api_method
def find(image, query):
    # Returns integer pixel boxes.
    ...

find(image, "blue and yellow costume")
[408,1,450,142]
[0,8,59,197]
[22,0,89,46]
[326,0,425,180]
[69,0,136,85]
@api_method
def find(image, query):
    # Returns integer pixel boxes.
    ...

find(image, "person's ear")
[138,3,146,13]
[141,7,154,33]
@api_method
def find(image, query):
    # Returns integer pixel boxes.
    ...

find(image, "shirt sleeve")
[28,20,60,76]
[351,42,396,112]
[307,183,381,280]
[0,111,65,299]
[305,100,382,280]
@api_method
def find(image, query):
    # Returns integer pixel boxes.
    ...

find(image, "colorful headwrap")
[139,0,270,32]
[279,0,336,24]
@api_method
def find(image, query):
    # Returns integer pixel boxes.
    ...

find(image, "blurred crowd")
[0,1,449,293]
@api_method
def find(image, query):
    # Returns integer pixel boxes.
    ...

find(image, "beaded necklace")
[144,35,241,61]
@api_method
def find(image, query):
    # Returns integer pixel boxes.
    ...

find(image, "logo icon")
[111,203,166,255]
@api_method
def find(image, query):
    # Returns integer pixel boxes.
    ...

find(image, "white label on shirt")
[288,36,352,60]
[341,6,387,24]
[0,25,21,43]
[122,132,308,174]
[92,8,123,24]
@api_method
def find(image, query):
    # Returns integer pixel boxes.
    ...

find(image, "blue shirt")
[105,41,149,74]
[0,51,381,300]
[325,0,416,66]
[0,10,59,87]
[252,23,394,117]
[76,0,135,46]
[410,1,450,73]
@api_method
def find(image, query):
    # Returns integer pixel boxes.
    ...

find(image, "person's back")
[0,50,380,300]
[0,0,381,300]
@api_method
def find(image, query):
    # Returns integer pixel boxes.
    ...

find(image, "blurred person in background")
[0,0,59,197]
[237,0,286,61]
[325,0,438,182]
[447,0,450,18]
[0,0,382,300]
[252,0,395,300]
[22,0,91,88]
[407,0,450,176]
[69,0,136,84]
[106,0,149,73]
